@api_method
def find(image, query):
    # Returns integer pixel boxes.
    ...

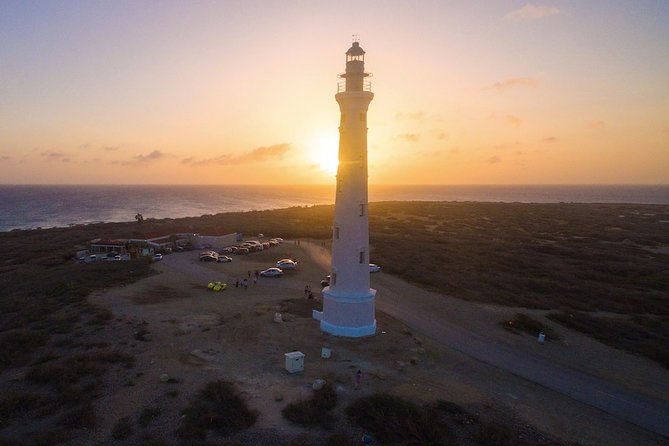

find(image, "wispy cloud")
[506,4,559,21]
[449,148,460,154]
[41,150,71,163]
[434,131,449,140]
[486,77,539,91]
[541,136,557,143]
[101,145,119,151]
[183,143,291,166]
[398,133,420,142]
[490,114,522,127]
[112,150,170,166]
[486,155,502,164]
[0,155,12,161]
[395,111,425,121]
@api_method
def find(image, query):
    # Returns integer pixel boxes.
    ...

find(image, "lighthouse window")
[359,251,365,264]
[359,112,366,122]
[359,204,365,216]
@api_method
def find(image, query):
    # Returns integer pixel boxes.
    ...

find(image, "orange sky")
[1,1,668,185]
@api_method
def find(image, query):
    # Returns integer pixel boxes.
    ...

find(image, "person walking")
[235,279,239,288]
[242,278,248,290]
[355,369,362,389]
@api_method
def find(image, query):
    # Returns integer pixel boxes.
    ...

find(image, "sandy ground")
[88,240,669,445]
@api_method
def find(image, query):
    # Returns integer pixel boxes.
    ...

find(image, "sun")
[311,135,339,177]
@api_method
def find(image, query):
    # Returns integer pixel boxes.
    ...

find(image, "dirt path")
[301,240,669,439]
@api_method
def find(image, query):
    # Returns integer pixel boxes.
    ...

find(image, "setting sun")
[311,135,339,177]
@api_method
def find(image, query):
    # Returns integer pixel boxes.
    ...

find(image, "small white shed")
[284,351,304,373]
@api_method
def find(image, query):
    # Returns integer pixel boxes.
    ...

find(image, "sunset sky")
[1,1,668,185]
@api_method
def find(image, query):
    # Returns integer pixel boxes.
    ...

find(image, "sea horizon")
[1,183,668,232]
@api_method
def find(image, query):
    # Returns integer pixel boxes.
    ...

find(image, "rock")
[273,312,283,323]
[413,336,423,345]
[312,379,326,390]
[141,333,153,341]
[410,357,419,365]
[159,374,170,382]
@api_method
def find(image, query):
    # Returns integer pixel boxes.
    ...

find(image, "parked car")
[153,253,163,261]
[369,263,381,273]
[217,255,232,263]
[260,267,283,277]
[199,254,217,262]
[236,248,250,255]
[276,259,298,270]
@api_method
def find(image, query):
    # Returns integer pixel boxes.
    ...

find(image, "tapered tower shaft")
[319,41,376,337]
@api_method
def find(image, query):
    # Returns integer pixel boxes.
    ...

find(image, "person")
[242,278,248,290]
[255,270,259,280]
[253,276,257,285]
[235,278,239,288]
[304,285,309,297]
[355,369,362,389]
[247,270,251,279]
[308,290,313,300]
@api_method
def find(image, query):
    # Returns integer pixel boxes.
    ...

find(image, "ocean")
[1,184,668,232]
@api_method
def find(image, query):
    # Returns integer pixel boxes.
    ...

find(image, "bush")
[281,384,338,427]
[138,406,161,428]
[176,380,258,441]
[111,417,133,440]
[346,393,451,446]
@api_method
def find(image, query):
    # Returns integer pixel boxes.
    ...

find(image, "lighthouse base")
[316,288,376,337]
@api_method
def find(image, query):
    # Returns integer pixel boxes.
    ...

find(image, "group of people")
[234,270,260,289]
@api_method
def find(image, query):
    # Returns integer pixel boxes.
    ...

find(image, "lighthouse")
[317,40,376,337]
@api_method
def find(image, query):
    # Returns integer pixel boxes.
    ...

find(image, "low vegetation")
[176,380,258,441]
[282,383,338,427]
[501,313,560,341]
[547,311,669,369]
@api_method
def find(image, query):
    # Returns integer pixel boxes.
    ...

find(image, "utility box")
[284,351,305,373]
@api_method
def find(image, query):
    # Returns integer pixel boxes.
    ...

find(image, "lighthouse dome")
[346,42,365,57]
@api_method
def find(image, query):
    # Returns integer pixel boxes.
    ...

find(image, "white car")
[369,263,381,273]
[153,253,163,261]
[260,267,283,277]
[276,259,298,270]
[217,255,232,263]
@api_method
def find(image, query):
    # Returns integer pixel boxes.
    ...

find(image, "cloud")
[486,155,502,164]
[486,77,539,91]
[434,131,449,140]
[112,150,171,166]
[41,150,71,162]
[398,133,420,142]
[541,136,557,143]
[506,4,559,21]
[101,145,119,151]
[515,151,526,156]
[490,114,522,127]
[449,148,460,154]
[395,111,425,121]
[133,150,168,163]
[184,143,291,166]
[0,155,12,161]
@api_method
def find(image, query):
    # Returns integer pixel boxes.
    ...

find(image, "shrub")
[138,406,162,428]
[281,384,338,427]
[346,393,451,446]
[111,417,133,440]
[176,380,258,441]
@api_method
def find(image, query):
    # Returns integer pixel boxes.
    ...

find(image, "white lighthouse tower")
[319,40,376,337]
